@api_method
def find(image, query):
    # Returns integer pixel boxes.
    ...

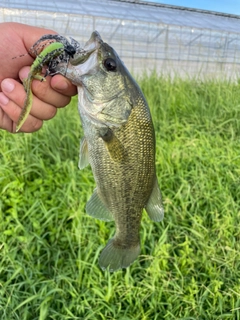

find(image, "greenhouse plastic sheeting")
[1,0,240,77]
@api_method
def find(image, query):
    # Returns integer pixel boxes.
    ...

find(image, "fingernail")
[1,79,15,93]
[0,92,9,106]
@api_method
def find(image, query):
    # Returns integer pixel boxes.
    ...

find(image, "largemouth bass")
[51,32,164,271]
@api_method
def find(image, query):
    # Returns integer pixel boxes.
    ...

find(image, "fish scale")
[89,96,155,248]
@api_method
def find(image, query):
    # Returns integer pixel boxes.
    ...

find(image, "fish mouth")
[70,31,102,66]
[57,31,103,82]
[49,31,102,79]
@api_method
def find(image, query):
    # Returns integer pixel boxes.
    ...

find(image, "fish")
[49,31,164,271]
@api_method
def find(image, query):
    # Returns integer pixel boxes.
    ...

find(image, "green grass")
[0,73,240,319]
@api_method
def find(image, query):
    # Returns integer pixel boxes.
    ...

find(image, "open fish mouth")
[48,31,102,78]
[70,31,102,65]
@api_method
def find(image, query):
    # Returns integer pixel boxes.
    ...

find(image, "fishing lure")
[16,37,76,132]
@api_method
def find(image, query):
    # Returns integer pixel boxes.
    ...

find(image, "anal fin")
[145,177,164,222]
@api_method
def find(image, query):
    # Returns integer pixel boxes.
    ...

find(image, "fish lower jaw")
[99,238,140,272]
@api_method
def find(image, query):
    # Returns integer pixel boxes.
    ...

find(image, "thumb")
[50,74,77,97]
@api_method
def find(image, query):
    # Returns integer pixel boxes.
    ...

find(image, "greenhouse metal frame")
[1,0,240,77]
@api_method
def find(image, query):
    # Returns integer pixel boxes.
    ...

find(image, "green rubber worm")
[16,42,65,132]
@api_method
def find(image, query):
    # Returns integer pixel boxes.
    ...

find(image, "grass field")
[0,73,240,319]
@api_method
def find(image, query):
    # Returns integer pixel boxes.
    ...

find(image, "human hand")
[0,22,77,133]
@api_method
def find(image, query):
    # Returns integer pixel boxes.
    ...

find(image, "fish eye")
[103,58,117,72]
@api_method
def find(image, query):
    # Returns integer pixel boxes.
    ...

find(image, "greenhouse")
[1,1,240,319]
[1,0,240,77]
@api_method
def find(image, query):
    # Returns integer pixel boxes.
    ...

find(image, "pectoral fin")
[99,128,127,162]
[78,137,89,169]
[86,189,114,221]
[145,177,164,222]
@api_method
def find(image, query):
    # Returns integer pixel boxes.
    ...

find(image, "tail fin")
[99,238,140,272]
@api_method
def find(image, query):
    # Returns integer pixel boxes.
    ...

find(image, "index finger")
[16,23,58,54]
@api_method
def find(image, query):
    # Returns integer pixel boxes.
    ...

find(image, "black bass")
[53,31,164,271]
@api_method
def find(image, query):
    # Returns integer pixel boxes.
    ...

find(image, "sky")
[147,0,240,15]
